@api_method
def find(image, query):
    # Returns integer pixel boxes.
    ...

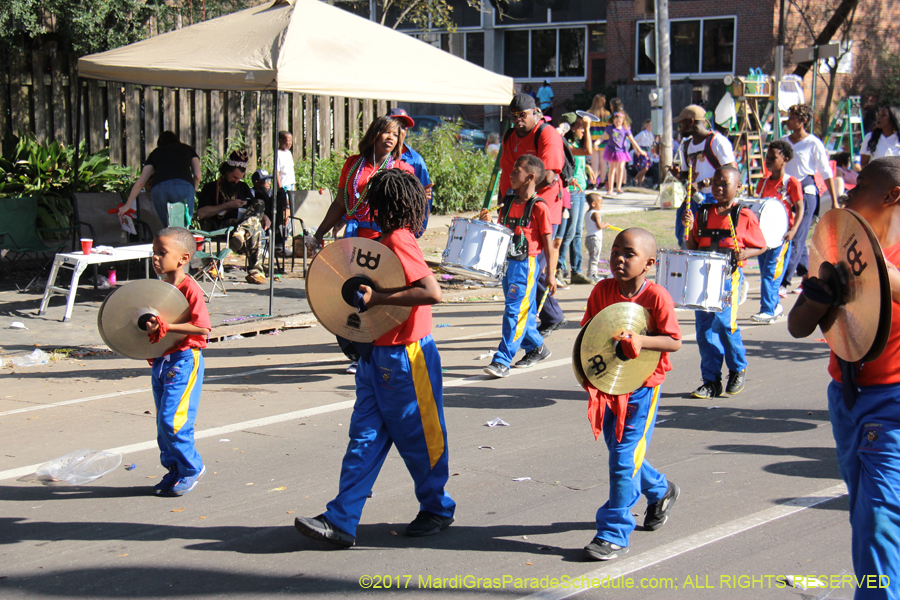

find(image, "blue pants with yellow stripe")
[829,380,900,600]
[494,256,543,367]
[757,242,791,315]
[324,335,455,537]
[596,385,669,547]
[151,348,204,478]
[695,269,748,382]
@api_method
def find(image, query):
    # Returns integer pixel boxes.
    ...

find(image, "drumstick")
[684,162,693,241]
[537,288,550,314]
[727,214,742,334]
[607,225,623,232]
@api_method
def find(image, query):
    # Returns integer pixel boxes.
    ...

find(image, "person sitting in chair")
[250,169,289,253]
[196,151,271,285]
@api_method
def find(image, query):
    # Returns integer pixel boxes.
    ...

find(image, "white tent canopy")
[77,0,514,104]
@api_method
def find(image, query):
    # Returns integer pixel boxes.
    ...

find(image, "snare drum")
[656,249,731,312]
[441,218,512,281]
[743,199,789,249]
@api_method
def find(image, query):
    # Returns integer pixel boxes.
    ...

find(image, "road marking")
[524,482,848,600]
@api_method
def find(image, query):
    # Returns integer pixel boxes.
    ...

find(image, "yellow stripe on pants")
[173,349,200,434]
[406,341,445,469]
[773,243,789,281]
[514,256,537,342]
[632,386,662,477]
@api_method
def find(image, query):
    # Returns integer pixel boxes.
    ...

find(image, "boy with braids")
[789,157,900,599]
[295,170,455,548]
[483,154,558,378]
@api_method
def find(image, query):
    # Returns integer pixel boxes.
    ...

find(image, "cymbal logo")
[846,239,867,277]
[354,248,381,270]
[588,354,607,377]
[346,313,361,329]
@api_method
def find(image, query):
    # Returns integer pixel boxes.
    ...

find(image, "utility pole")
[656,0,672,173]
[774,0,786,138]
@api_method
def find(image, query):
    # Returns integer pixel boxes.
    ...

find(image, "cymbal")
[97,279,190,360]
[809,208,891,362]
[576,110,601,122]
[579,302,660,394]
[306,237,412,343]
[572,317,590,390]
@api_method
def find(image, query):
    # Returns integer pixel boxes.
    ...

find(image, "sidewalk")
[0,190,659,359]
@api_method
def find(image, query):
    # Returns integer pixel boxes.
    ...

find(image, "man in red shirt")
[500,93,567,336]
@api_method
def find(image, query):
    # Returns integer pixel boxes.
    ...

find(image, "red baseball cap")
[387,108,415,128]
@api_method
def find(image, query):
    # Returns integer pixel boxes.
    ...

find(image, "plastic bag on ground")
[34,449,123,485]
[11,349,50,367]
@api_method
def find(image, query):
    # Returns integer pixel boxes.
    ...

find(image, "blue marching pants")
[151,348,204,477]
[828,380,900,600]
[595,385,669,547]
[493,256,543,367]
[695,269,748,382]
[782,181,819,287]
[537,225,564,329]
[324,335,456,537]
[757,242,791,315]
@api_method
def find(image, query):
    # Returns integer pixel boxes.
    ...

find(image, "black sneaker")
[643,481,680,531]
[583,537,628,561]
[691,380,723,399]
[514,344,551,368]
[405,511,454,537]
[726,369,746,395]
[294,515,355,548]
[537,317,568,337]
[483,362,510,378]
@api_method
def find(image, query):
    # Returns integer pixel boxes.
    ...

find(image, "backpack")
[504,122,576,188]
[499,193,547,261]
[681,132,722,174]
[697,203,744,271]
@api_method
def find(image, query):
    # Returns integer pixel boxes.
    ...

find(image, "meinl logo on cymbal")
[352,246,381,270]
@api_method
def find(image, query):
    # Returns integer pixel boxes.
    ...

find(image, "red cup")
[80,238,93,255]
[193,234,205,251]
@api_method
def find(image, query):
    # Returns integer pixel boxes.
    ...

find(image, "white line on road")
[524,482,848,600]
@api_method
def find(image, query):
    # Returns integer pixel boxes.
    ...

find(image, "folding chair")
[1,197,76,290]
[288,189,334,276]
[191,226,233,302]
[167,203,193,229]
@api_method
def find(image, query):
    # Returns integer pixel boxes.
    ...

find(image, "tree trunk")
[792,0,860,79]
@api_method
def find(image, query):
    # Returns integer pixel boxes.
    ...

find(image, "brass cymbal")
[576,110,601,122]
[579,302,660,394]
[306,237,412,343]
[572,317,590,390]
[97,279,190,360]
[809,208,891,362]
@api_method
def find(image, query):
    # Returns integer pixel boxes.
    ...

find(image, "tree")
[329,0,485,32]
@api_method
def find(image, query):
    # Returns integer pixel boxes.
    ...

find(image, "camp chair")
[288,189,334,276]
[191,226,234,302]
[167,202,193,229]
[1,197,77,290]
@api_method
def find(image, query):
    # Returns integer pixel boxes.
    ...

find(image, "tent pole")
[268,90,278,316]
[311,99,317,189]
[73,76,82,198]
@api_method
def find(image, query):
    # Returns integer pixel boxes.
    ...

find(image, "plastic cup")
[193,234,205,251]
[80,238,93,255]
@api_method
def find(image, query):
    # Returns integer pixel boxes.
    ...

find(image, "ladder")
[824,96,864,159]
[727,97,767,195]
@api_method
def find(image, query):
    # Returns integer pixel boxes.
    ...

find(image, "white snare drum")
[656,249,731,312]
[441,218,512,281]
[743,198,789,249]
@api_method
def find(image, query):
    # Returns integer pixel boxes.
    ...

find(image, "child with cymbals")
[146,227,212,496]
[682,165,766,398]
[482,154,558,379]
[788,156,900,595]
[295,169,455,548]
[579,227,682,561]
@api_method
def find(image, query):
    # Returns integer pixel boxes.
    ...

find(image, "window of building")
[551,0,606,23]
[494,0,547,26]
[449,0,483,28]
[466,32,485,67]
[436,31,486,67]
[636,17,735,78]
[589,24,606,54]
[503,27,587,79]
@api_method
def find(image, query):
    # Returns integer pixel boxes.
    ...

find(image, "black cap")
[509,93,536,112]
[251,169,273,183]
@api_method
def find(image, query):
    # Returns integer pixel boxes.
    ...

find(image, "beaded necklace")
[345,153,394,219]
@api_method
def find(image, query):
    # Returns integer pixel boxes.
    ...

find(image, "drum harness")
[500,193,546,261]
[696,203,744,273]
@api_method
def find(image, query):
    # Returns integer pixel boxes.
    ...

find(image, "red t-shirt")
[375,228,434,346]
[338,154,415,239]
[755,174,803,229]
[499,124,565,225]
[166,277,211,355]
[828,242,900,386]
[499,196,552,257]
[581,278,682,388]
[692,204,767,266]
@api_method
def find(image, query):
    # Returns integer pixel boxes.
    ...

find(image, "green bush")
[0,132,135,232]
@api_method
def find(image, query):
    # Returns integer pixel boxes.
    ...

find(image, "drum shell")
[656,249,731,312]
[441,217,512,281]
[743,199,789,249]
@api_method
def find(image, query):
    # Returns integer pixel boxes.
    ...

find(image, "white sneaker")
[739,279,750,305]
[346,362,358,375]
[750,304,784,323]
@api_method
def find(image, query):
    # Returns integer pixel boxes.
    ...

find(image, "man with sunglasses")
[499,93,567,336]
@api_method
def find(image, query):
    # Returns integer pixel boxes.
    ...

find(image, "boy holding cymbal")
[789,156,900,597]
[580,228,682,561]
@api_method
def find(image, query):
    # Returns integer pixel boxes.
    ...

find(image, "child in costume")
[788,156,900,599]
[145,227,212,496]
[482,154,558,379]
[294,170,455,548]
[603,112,645,195]
[579,227,682,561]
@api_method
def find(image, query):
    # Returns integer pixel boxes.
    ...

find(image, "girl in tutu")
[603,112,645,195]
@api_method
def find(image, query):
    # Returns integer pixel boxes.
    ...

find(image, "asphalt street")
[0,272,857,599]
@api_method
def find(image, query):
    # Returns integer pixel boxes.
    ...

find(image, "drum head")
[757,200,789,248]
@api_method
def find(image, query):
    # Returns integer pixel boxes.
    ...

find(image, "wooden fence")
[0,49,391,171]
